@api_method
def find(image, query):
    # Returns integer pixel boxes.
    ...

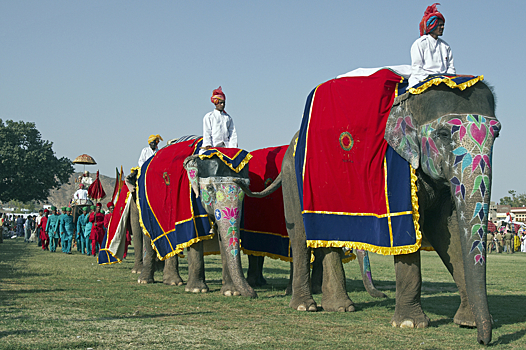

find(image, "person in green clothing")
[58,207,67,252]
[84,206,95,256]
[46,207,60,252]
[60,207,75,254]
[76,207,88,254]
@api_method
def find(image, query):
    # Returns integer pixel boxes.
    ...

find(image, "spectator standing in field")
[60,208,75,254]
[46,207,60,252]
[76,207,89,254]
[40,210,49,251]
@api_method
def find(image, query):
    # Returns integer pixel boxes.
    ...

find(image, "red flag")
[88,170,106,200]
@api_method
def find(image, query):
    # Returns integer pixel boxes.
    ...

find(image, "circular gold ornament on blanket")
[339,132,354,151]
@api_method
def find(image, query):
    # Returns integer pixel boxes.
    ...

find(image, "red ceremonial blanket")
[295,69,421,255]
[99,184,130,264]
[240,146,291,261]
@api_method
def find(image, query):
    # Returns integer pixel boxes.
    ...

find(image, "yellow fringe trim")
[98,249,122,265]
[305,165,421,256]
[342,253,357,264]
[204,250,220,256]
[241,247,293,262]
[408,75,484,95]
[198,150,253,173]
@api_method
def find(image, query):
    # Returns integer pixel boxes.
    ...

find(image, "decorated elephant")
[100,138,387,300]
[241,69,500,345]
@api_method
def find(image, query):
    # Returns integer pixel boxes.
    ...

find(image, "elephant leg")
[283,143,316,311]
[138,234,155,284]
[185,241,208,293]
[285,262,293,295]
[129,193,143,274]
[320,247,355,312]
[163,255,184,286]
[311,248,323,294]
[247,255,266,287]
[391,251,429,328]
[357,249,387,298]
[424,202,476,327]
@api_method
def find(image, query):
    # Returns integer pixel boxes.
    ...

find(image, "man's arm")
[227,117,238,148]
[202,113,213,147]
[409,39,428,87]
[446,46,455,75]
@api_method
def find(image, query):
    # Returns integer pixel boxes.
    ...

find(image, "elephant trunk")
[218,220,257,298]
[455,197,492,345]
[213,181,257,298]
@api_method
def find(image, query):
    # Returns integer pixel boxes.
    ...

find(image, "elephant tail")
[234,172,282,198]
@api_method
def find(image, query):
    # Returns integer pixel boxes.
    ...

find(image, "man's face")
[149,141,158,151]
[67,211,72,216]
[109,206,114,213]
[215,99,226,112]
[96,206,101,213]
[430,19,444,37]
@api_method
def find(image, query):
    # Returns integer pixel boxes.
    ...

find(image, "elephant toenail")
[400,320,414,328]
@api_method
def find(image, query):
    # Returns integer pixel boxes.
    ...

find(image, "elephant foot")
[131,263,143,274]
[453,304,476,328]
[185,280,209,293]
[221,284,241,296]
[137,276,154,284]
[321,296,355,312]
[390,308,430,329]
[163,274,184,286]
[247,275,267,288]
[289,295,317,312]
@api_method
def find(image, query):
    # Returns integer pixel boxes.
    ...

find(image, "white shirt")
[409,35,455,87]
[202,109,238,152]
[138,146,158,167]
[74,189,89,200]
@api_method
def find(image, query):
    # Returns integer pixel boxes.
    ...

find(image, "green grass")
[1,239,525,349]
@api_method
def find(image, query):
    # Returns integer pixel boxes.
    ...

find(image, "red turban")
[419,3,445,36]
[96,203,102,207]
[107,202,114,208]
[211,86,225,104]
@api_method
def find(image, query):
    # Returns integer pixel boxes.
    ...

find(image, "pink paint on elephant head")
[469,123,488,150]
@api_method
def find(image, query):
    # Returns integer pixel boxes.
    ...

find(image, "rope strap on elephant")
[295,69,422,255]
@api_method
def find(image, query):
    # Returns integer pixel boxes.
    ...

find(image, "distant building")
[511,207,526,222]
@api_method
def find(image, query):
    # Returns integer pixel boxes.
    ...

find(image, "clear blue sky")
[1,1,524,202]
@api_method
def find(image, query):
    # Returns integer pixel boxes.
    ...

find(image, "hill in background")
[47,172,116,209]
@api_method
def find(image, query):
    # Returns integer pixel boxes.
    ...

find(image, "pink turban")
[419,3,445,36]
[211,86,226,104]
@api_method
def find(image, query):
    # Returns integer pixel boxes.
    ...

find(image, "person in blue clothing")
[60,207,75,254]
[84,206,95,256]
[58,207,67,252]
[46,207,60,252]
[76,207,89,254]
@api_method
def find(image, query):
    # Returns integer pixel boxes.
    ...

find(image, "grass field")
[1,239,525,349]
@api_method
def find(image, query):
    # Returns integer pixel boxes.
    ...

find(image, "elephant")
[125,172,184,286]
[239,77,500,345]
[184,153,257,298]
[118,137,387,300]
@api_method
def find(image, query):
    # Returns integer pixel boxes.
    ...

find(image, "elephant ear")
[183,156,200,198]
[384,104,420,169]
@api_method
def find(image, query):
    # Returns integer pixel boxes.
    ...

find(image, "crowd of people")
[0,201,125,257]
[487,223,526,254]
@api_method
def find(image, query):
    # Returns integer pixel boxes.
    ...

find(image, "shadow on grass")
[494,327,526,345]
[80,310,213,322]
[0,330,36,339]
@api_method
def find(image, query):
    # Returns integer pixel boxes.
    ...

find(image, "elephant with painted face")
[184,154,257,298]
[242,77,500,345]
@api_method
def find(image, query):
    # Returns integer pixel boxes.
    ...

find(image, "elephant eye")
[437,129,450,139]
